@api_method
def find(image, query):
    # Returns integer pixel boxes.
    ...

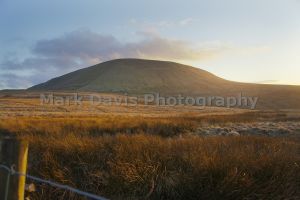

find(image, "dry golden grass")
[25,135,300,200]
[0,94,250,118]
[1,95,300,199]
[0,112,298,200]
[0,111,294,138]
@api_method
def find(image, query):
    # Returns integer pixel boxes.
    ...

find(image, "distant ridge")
[29,58,300,109]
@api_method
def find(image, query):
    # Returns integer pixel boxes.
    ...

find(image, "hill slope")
[29,59,300,109]
[29,59,228,93]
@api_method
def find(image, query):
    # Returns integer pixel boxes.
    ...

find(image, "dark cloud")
[32,30,121,62]
[2,57,77,71]
[0,29,222,89]
[30,29,216,65]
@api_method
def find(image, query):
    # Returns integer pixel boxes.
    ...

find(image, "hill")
[29,59,300,109]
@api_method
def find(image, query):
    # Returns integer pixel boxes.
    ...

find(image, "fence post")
[0,137,28,200]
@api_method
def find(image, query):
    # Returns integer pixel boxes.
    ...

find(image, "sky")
[0,0,300,89]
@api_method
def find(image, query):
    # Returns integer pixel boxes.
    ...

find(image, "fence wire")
[0,164,109,200]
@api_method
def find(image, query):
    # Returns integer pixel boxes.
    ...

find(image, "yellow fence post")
[0,137,28,200]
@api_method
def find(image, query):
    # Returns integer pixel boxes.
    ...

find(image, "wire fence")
[0,164,109,200]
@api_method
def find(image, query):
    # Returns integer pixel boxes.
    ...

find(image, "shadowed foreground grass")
[24,135,299,200]
[0,114,299,200]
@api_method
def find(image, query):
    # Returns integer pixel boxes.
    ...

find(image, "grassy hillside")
[28,59,300,109]
[29,59,225,93]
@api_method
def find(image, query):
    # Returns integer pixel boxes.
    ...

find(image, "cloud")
[0,29,225,89]
[179,18,194,26]
[32,31,121,65]
[31,29,217,63]
[0,73,34,89]
[123,32,219,61]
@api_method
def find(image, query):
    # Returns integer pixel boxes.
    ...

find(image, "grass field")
[0,94,300,200]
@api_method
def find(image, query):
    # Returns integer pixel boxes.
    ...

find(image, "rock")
[25,183,36,192]
[227,131,240,136]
